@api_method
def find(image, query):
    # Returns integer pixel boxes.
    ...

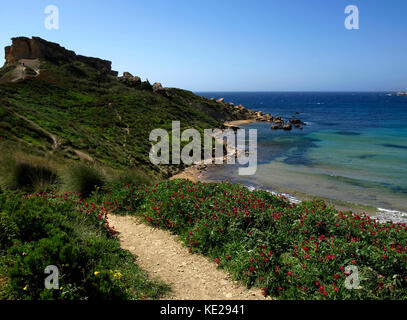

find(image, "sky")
[0,0,406,91]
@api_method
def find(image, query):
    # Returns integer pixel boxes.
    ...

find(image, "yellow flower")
[60,287,63,291]
[22,252,27,256]
[94,271,100,276]
[23,285,29,291]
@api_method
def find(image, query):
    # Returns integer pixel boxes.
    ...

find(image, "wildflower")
[23,285,29,291]
[94,271,100,276]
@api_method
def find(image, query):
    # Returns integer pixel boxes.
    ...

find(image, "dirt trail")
[109,215,268,300]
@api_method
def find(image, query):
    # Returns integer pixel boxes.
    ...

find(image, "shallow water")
[198,92,407,222]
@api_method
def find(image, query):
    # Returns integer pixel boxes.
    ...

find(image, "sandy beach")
[224,119,257,127]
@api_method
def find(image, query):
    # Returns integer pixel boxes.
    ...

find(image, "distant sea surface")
[197,92,407,222]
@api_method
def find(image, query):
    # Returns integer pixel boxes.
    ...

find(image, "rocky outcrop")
[119,72,142,87]
[4,37,118,76]
[270,116,305,131]
[122,72,134,78]
[152,82,164,92]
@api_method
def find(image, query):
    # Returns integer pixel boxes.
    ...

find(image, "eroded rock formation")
[4,37,118,76]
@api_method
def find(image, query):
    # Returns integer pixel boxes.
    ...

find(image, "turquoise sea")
[198,92,407,222]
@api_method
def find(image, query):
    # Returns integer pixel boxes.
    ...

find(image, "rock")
[216,98,225,103]
[210,97,215,101]
[262,113,273,122]
[271,125,282,130]
[273,119,283,124]
[289,119,300,124]
[123,72,133,78]
[289,119,305,125]
[283,124,292,131]
[152,82,164,92]
[118,74,142,88]
[4,36,118,76]
[24,66,37,76]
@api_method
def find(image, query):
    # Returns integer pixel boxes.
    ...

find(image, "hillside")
[0,37,257,178]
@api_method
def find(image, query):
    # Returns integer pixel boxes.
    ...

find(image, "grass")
[61,163,106,197]
[0,58,249,176]
[0,153,58,192]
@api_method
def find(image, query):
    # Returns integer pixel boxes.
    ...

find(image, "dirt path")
[109,215,268,300]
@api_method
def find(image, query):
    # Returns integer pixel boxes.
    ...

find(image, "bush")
[62,164,106,197]
[0,155,57,192]
[0,190,169,300]
[107,179,407,300]
[113,168,155,187]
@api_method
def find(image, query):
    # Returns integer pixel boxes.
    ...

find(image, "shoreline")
[169,121,407,224]
[223,119,257,127]
[171,164,407,223]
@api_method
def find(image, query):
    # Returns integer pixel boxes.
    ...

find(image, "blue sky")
[0,0,406,91]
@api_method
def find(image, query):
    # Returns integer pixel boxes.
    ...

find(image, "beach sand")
[224,119,257,127]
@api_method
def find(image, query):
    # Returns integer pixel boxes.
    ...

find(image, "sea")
[197,92,407,223]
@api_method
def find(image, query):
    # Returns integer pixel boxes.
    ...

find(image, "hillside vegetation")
[0,38,258,300]
[0,55,251,180]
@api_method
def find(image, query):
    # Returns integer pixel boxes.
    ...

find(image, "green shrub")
[108,179,407,300]
[0,155,57,192]
[0,190,169,300]
[114,168,155,187]
[62,164,106,197]
[0,211,19,251]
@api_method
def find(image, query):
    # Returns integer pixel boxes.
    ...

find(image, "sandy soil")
[224,119,257,127]
[109,215,268,300]
[170,164,207,183]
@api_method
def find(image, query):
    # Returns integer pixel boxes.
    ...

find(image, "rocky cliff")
[4,37,118,76]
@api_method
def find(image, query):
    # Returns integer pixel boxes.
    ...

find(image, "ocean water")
[198,92,407,222]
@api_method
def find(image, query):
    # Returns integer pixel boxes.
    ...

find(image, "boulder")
[271,125,282,130]
[289,119,304,125]
[123,72,133,78]
[283,124,292,131]
[216,98,225,103]
[263,113,273,121]
[152,82,164,92]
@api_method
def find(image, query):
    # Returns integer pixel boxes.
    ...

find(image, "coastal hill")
[0,36,259,177]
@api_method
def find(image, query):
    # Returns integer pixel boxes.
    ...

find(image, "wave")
[376,208,407,224]
[245,185,407,224]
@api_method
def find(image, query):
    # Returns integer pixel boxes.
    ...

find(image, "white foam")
[376,208,407,224]
[245,185,407,224]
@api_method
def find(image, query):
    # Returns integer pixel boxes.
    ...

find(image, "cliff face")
[4,37,118,76]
